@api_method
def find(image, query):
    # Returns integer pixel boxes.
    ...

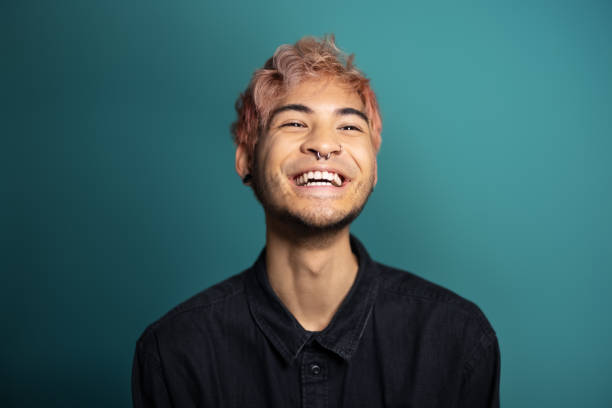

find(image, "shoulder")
[373,261,497,360]
[370,261,500,398]
[376,262,494,329]
[135,271,248,354]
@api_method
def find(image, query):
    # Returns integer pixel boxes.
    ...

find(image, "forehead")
[275,77,364,110]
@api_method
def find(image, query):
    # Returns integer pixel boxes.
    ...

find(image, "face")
[237,77,378,231]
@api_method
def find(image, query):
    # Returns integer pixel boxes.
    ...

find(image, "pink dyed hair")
[231,35,382,159]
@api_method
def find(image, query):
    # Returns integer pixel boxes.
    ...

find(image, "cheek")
[253,144,276,175]
[269,140,299,168]
[352,145,377,172]
[254,140,294,182]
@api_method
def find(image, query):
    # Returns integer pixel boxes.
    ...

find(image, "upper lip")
[290,166,349,182]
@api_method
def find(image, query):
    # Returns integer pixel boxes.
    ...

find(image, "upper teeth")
[296,171,343,187]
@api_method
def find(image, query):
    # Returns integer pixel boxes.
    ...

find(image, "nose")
[301,126,343,160]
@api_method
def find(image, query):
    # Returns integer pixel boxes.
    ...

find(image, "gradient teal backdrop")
[3,1,611,406]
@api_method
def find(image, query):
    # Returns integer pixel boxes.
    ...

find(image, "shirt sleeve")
[132,332,173,408]
[458,333,501,408]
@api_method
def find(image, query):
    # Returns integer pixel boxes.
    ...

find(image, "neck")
[264,217,358,332]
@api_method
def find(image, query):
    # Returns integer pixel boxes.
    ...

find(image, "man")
[132,36,500,407]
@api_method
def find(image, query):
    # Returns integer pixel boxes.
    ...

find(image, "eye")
[281,122,306,128]
[339,125,363,132]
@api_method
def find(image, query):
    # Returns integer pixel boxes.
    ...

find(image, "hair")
[231,35,382,160]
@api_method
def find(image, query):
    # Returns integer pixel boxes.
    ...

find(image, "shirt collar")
[245,234,381,364]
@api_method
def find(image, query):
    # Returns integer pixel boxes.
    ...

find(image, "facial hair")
[250,158,375,237]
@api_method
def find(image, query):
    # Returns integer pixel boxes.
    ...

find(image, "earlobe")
[235,144,252,185]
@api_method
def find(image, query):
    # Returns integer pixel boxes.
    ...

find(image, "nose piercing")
[315,145,342,160]
[316,151,332,160]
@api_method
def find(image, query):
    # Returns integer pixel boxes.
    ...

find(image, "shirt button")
[310,364,321,375]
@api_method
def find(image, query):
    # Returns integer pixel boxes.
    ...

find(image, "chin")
[268,204,365,234]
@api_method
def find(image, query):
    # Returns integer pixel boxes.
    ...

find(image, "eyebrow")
[337,107,369,124]
[268,104,369,125]
[268,104,313,123]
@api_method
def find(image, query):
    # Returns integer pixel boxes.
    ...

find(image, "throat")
[264,228,359,332]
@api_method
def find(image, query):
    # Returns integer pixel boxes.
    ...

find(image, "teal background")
[3,0,611,406]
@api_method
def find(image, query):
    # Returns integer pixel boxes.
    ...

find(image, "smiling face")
[236,77,378,231]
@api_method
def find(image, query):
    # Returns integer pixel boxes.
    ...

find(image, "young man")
[132,36,500,407]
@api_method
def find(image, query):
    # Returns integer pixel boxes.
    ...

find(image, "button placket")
[301,348,328,408]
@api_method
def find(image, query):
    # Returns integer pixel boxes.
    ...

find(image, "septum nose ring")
[316,145,342,160]
[316,151,330,160]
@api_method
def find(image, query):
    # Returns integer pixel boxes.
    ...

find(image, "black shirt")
[132,235,500,407]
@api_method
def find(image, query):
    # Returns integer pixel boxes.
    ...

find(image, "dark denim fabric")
[133,235,500,407]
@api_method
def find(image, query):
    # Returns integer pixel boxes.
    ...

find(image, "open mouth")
[293,170,346,187]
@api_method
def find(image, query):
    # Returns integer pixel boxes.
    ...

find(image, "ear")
[235,143,252,184]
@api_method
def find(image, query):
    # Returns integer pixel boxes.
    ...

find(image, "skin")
[235,77,378,331]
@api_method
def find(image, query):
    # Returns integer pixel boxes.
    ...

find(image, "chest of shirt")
[157,307,467,408]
